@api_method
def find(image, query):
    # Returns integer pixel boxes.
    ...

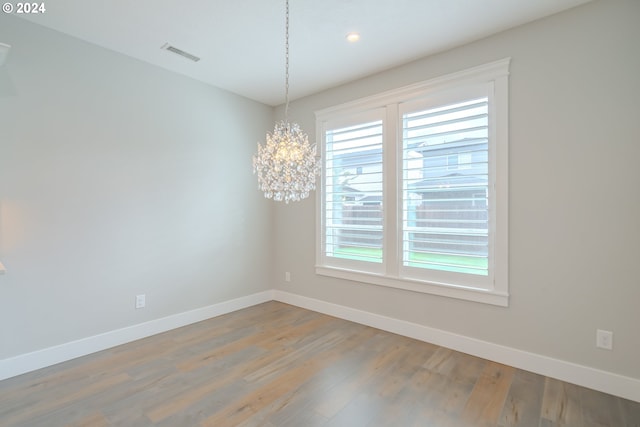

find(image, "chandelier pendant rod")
[284,0,290,124]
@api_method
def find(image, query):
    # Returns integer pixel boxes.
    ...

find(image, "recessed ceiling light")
[346,32,361,43]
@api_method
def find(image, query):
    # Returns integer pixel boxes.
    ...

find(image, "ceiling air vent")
[161,43,200,62]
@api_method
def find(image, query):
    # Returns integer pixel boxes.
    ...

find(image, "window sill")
[316,265,509,307]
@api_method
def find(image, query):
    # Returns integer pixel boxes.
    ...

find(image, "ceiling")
[18,0,592,106]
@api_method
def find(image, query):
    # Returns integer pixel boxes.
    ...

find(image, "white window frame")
[316,59,510,306]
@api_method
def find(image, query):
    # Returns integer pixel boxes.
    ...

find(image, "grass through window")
[333,246,487,275]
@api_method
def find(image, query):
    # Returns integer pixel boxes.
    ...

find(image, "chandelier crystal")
[252,0,320,203]
[253,120,320,203]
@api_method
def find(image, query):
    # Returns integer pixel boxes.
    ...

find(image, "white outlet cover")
[135,294,146,309]
[596,329,613,350]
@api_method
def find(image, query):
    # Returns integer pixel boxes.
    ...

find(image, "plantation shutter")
[401,98,489,276]
[324,120,384,264]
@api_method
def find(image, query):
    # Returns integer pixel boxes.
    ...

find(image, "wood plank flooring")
[1,301,638,426]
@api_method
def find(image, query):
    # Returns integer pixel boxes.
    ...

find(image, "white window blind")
[316,59,509,306]
[402,98,489,277]
[324,120,384,264]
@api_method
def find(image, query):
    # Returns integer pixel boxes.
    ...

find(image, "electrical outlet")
[596,329,613,350]
[135,294,146,309]
[285,272,291,282]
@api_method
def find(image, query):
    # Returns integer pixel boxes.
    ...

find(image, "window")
[316,59,510,306]
[324,117,384,268]
[446,154,460,170]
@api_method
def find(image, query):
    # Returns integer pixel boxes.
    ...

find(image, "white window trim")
[315,58,510,307]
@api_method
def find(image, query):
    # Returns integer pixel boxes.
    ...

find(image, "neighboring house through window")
[316,59,510,306]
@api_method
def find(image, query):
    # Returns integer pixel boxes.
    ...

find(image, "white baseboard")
[0,290,273,381]
[2,289,638,404]
[273,290,640,403]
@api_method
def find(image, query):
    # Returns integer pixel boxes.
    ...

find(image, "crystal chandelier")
[253,0,320,203]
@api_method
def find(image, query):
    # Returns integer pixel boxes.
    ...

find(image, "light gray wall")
[0,15,273,359]
[274,0,640,379]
